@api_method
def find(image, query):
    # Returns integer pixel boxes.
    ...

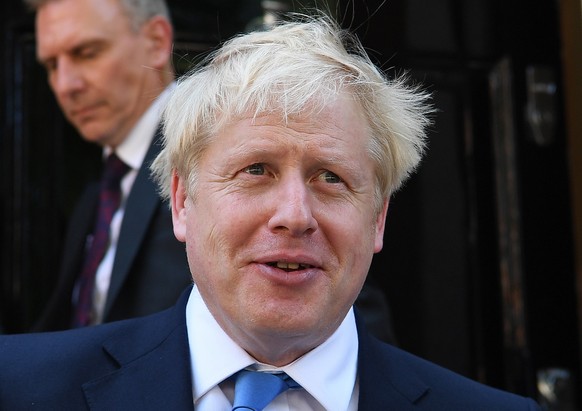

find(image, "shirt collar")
[185,285,358,411]
[186,285,255,403]
[103,82,176,169]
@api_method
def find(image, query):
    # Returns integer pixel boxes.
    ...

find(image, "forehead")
[36,0,131,58]
[207,96,372,160]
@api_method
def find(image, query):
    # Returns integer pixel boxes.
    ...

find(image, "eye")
[242,163,266,175]
[77,46,99,60]
[72,42,106,62]
[317,170,342,184]
[43,59,57,73]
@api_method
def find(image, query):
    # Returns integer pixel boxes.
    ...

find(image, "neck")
[229,320,342,367]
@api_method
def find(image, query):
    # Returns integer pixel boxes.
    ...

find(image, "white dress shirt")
[186,285,360,411]
[91,84,175,324]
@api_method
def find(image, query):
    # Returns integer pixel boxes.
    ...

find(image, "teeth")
[277,262,298,270]
[275,262,308,270]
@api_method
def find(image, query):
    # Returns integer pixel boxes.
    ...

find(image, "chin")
[77,129,103,144]
[250,306,322,335]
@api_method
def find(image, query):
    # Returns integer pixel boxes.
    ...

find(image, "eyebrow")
[38,39,106,66]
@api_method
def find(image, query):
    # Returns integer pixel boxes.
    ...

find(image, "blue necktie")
[232,370,299,411]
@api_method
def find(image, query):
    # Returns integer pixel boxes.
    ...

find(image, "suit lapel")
[356,313,430,409]
[83,289,194,410]
[104,129,165,317]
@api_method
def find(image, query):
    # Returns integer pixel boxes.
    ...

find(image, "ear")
[171,171,188,243]
[141,15,173,71]
[373,198,389,253]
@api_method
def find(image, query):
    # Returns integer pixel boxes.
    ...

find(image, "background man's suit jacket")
[33,129,192,331]
[2,287,540,410]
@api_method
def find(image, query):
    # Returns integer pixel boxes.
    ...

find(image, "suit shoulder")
[0,304,184,409]
[360,337,540,410]
[0,303,180,375]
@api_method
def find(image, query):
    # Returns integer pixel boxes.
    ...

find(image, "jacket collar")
[356,311,430,409]
[104,128,165,317]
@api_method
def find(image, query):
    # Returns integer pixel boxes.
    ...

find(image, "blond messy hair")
[151,14,432,213]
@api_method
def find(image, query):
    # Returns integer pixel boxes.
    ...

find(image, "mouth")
[266,261,314,272]
[69,103,102,120]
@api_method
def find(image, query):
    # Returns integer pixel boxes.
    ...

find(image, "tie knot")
[102,153,130,189]
[232,370,299,411]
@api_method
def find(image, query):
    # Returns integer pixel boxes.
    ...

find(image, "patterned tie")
[71,153,130,327]
[232,370,300,411]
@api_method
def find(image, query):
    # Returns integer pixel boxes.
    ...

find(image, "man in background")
[26,0,192,329]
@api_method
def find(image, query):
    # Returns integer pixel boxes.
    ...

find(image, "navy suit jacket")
[1,287,540,410]
[33,128,192,331]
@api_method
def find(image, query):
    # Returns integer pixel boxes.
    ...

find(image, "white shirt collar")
[103,83,176,169]
[186,285,358,411]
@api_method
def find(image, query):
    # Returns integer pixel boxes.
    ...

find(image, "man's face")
[36,0,160,147]
[172,96,388,365]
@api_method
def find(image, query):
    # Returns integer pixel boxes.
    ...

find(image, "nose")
[267,176,318,237]
[49,57,85,99]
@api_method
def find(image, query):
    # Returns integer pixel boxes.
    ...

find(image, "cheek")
[96,47,146,93]
[332,212,378,277]
[184,198,242,262]
[102,66,141,101]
